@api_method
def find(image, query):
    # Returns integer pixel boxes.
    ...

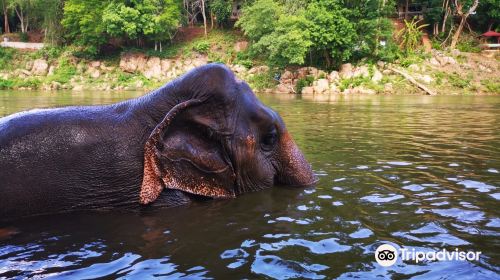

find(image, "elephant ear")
[139,99,237,205]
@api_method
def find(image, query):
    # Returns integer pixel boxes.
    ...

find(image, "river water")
[0,91,499,279]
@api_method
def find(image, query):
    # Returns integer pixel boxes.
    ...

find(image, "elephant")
[0,63,316,221]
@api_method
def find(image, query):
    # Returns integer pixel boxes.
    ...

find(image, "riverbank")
[0,31,498,95]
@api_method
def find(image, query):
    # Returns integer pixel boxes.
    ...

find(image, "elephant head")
[139,64,316,204]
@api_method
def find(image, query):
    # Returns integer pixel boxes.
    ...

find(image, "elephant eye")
[261,128,278,151]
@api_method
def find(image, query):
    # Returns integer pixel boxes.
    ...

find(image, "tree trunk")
[2,0,9,33]
[323,50,332,69]
[441,0,449,33]
[450,16,465,49]
[201,0,207,36]
[405,0,409,19]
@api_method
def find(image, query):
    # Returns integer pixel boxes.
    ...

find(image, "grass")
[296,76,314,93]
[481,79,500,93]
[247,72,277,90]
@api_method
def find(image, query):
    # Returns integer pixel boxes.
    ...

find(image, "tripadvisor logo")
[375,244,398,267]
[374,243,482,267]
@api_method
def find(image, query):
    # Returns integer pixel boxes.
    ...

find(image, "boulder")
[276,84,293,94]
[25,61,33,71]
[352,65,369,78]
[339,63,353,79]
[281,70,294,81]
[232,64,247,74]
[89,68,100,79]
[48,65,55,76]
[89,61,101,68]
[119,53,148,73]
[143,56,162,79]
[32,59,49,75]
[371,69,383,83]
[408,64,420,72]
[313,78,329,94]
[384,83,393,93]
[429,57,440,66]
[301,86,314,94]
[248,65,269,74]
[234,41,249,52]
[328,71,340,82]
[161,59,173,72]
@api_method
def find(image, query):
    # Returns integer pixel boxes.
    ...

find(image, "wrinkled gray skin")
[0,64,316,221]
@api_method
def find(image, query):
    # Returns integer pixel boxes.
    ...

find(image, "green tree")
[209,0,231,26]
[305,0,356,67]
[235,0,282,42]
[62,0,108,55]
[254,13,311,66]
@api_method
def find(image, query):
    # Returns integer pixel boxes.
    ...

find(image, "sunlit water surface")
[0,91,499,279]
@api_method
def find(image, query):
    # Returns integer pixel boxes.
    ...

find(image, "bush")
[49,57,77,84]
[339,76,370,91]
[193,41,210,54]
[0,78,14,89]
[456,40,481,53]
[448,72,471,88]
[19,32,29,42]
[0,47,16,69]
[481,80,500,93]
[295,76,314,93]
[247,71,276,90]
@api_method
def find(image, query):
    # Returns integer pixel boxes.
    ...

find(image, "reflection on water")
[1,91,499,279]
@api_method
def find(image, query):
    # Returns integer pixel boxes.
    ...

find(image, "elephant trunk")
[276,132,317,187]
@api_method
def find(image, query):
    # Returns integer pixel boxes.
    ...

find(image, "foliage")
[235,0,282,42]
[19,32,29,42]
[0,78,14,89]
[448,72,471,88]
[193,41,210,53]
[253,13,311,67]
[210,0,232,25]
[305,0,356,67]
[247,71,277,90]
[339,76,370,91]
[397,18,428,53]
[62,0,108,56]
[481,79,500,93]
[0,48,16,69]
[48,57,77,84]
[295,76,314,93]
[456,34,482,53]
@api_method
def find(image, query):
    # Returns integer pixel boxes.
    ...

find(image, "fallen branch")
[388,67,437,95]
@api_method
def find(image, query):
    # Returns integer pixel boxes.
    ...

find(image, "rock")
[232,64,247,74]
[276,84,293,94]
[408,64,420,72]
[308,67,319,78]
[48,65,55,76]
[377,61,385,68]
[135,80,144,88]
[429,57,440,66]
[88,68,100,79]
[281,70,294,81]
[329,84,339,94]
[89,60,101,68]
[371,69,383,83]
[51,81,62,90]
[357,87,376,95]
[339,63,353,79]
[119,53,148,73]
[382,69,392,75]
[144,56,162,79]
[20,69,31,76]
[301,86,314,94]
[234,41,249,52]
[25,61,33,71]
[435,55,456,66]
[328,71,340,82]
[352,65,369,78]
[313,78,329,94]
[32,59,49,75]
[192,56,207,67]
[451,49,461,56]
[418,74,433,84]
[72,84,84,91]
[161,59,173,72]
[384,83,393,93]
[478,64,492,73]
[317,70,327,79]
[248,65,269,74]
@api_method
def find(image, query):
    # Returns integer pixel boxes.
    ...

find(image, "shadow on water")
[1,91,499,279]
